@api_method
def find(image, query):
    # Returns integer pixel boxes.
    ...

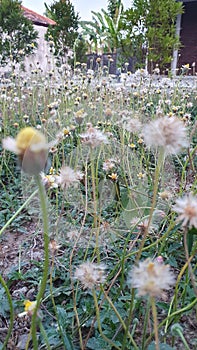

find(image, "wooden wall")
[179,1,197,67]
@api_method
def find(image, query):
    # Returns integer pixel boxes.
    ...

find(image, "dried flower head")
[143,116,188,154]
[173,193,197,228]
[80,124,108,148]
[124,118,142,133]
[128,258,175,297]
[58,166,83,189]
[2,127,49,174]
[74,262,106,289]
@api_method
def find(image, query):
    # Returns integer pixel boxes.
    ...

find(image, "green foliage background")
[0,0,38,66]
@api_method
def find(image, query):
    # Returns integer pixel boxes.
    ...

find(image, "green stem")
[30,175,50,350]
[0,275,14,350]
[184,230,197,297]
[145,297,197,348]
[142,298,151,349]
[150,296,160,350]
[136,148,165,261]
[0,189,38,236]
[90,151,100,262]
[173,254,195,316]
[92,288,121,350]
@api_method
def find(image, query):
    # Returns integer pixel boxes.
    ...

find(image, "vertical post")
[171,13,182,76]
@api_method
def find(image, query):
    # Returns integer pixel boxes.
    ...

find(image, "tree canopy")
[45,0,79,64]
[123,0,183,69]
[0,0,38,66]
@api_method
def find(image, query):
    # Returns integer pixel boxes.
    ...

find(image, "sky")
[22,0,131,21]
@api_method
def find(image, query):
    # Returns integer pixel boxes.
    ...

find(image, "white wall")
[23,25,54,73]
[0,25,55,76]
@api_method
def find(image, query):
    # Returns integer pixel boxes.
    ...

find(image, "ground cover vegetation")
[0,1,197,350]
[0,61,197,350]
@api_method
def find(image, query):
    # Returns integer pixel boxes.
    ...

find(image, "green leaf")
[148,342,175,350]
[187,228,196,254]
[87,337,111,349]
[56,306,74,350]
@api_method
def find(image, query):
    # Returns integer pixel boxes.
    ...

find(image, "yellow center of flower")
[16,127,46,152]
[24,300,36,312]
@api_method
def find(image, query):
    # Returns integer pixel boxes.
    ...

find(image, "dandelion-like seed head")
[173,193,197,228]
[124,118,142,133]
[74,262,106,290]
[80,124,108,148]
[143,116,188,154]
[58,166,83,189]
[128,258,175,297]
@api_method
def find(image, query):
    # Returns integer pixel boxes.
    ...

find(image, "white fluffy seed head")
[74,262,106,289]
[173,193,197,228]
[128,258,175,297]
[143,116,188,154]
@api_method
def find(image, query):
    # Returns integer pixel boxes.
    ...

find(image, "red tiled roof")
[21,6,56,27]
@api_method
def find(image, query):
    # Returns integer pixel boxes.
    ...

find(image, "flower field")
[0,65,197,350]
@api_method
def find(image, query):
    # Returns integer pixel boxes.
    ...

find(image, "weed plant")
[0,61,197,350]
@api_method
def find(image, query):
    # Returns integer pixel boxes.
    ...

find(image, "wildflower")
[155,256,164,264]
[137,172,145,179]
[47,101,59,111]
[41,172,58,189]
[80,124,108,148]
[58,166,83,189]
[103,159,116,172]
[129,143,136,149]
[159,190,172,200]
[128,258,175,297]
[13,122,19,128]
[74,109,87,125]
[130,217,151,234]
[173,193,197,228]
[74,262,106,289]
[108,173,118,181]
[104,108,113,118]
[137,138,144,144]
[2,127,48,175]
[18,300,37,317]
[143,116,188,154]
[49,240,61,254]
[63,127,71,137]
[153,67,160,75]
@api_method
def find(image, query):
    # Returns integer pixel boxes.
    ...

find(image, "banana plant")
[80,0,124,54]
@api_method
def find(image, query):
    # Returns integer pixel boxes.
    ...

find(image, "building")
[0,6,56,75]
[21,6,56,73]
[178,0,197,68]
[172,0,197,74]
